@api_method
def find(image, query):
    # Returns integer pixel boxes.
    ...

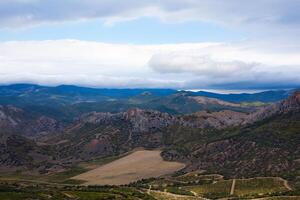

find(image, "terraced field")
[0,175,299,200]
[183,180,232,199]
[254,196,300,200]
[234,177,290,197]
[149,190,204,200]
[0,183,155,200]
[174,173,223,184]
[253,197,300,200]
[72,150,185,185]
[181,177,292,199]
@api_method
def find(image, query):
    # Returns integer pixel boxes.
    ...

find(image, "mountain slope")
[0,134,54,172]
[0,105,61,137]
[0,87,299,187]
[46,109,175,161]
[162,91,300,184]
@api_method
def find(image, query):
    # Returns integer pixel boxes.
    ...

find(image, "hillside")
[0,87,299,191]
[0,105,61,137]
[36,91,299,182]
[163,91,300,186]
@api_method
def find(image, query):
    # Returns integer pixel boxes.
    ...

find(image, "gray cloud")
[1,0,300,30]
[0,0,151,27]
[0,40,299,89]
[149,53,257,77]
[148,51,300,89]
[1,0,299,54]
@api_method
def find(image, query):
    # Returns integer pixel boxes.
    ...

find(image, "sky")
[0,0,300,89]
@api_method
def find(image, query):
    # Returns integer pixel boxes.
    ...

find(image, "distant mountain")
[0,84,291,106]
[0,84,176,102]
[0,84,262,122]
[191,90,292,103]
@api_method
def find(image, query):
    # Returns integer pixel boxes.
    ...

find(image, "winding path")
[230,179,236,195]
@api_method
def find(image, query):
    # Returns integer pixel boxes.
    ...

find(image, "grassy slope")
[162,111,300,179]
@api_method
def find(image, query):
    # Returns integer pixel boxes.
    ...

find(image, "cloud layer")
[1,1,300,89]
[1,0,300,27]
[0,40,299,89]
[1,0,299,53]
[149,54,256,77]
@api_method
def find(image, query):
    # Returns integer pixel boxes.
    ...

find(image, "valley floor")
[72,150,186,185]
[0,151,299,200]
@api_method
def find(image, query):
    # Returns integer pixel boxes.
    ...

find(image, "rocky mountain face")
[0,105,62,137]
[278,90,300,113]
[30,91,300,163]
[0,105,22,132]
[0,106,63,171]
[55,109,247,157]
[180,110,248,129]
[245,90,300,124]
[47,109,176,162]
[77,108,176,133]
[163,91,300,179]
[0,134,54,172]
[51,108,252,162]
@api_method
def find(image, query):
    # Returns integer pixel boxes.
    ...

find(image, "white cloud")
[149,53,257,77]
[0,40,299,89]
[0,0,299,54]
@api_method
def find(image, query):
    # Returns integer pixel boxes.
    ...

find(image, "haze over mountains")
[0,84,291,120]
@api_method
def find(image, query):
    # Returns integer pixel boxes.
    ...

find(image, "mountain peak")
[279,90,300,113]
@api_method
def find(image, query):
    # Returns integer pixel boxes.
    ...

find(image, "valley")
[0,84,299,199]
[72,150,185,185]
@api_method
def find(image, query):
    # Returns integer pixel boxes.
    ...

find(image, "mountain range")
[0,84,299,190]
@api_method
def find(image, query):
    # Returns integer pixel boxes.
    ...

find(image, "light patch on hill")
[71,150,185,185]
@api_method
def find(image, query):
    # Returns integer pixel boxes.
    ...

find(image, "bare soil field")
[149,190,204,200]
[71,150,185,185]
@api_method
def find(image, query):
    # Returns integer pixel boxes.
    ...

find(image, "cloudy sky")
[0,0,300,89]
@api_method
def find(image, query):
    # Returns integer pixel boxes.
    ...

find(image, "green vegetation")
[173,173,223,184]
[258,197,300,200]
[0,166,87,185]
[149,190,201,200]
[79,153,130,170]
[0,192,66,200]
[64,187,155,200]
[184,180,232,199]
[241,101,269,107]
[163,187,194,196]
[234,177,288,198]
[0,173,299,200]
[0,182,155,200]
[47,166,88,183]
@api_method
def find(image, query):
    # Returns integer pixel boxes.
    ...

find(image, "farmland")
[234,177,290,197]
[72,150,186,185]
[0,174,299,200]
